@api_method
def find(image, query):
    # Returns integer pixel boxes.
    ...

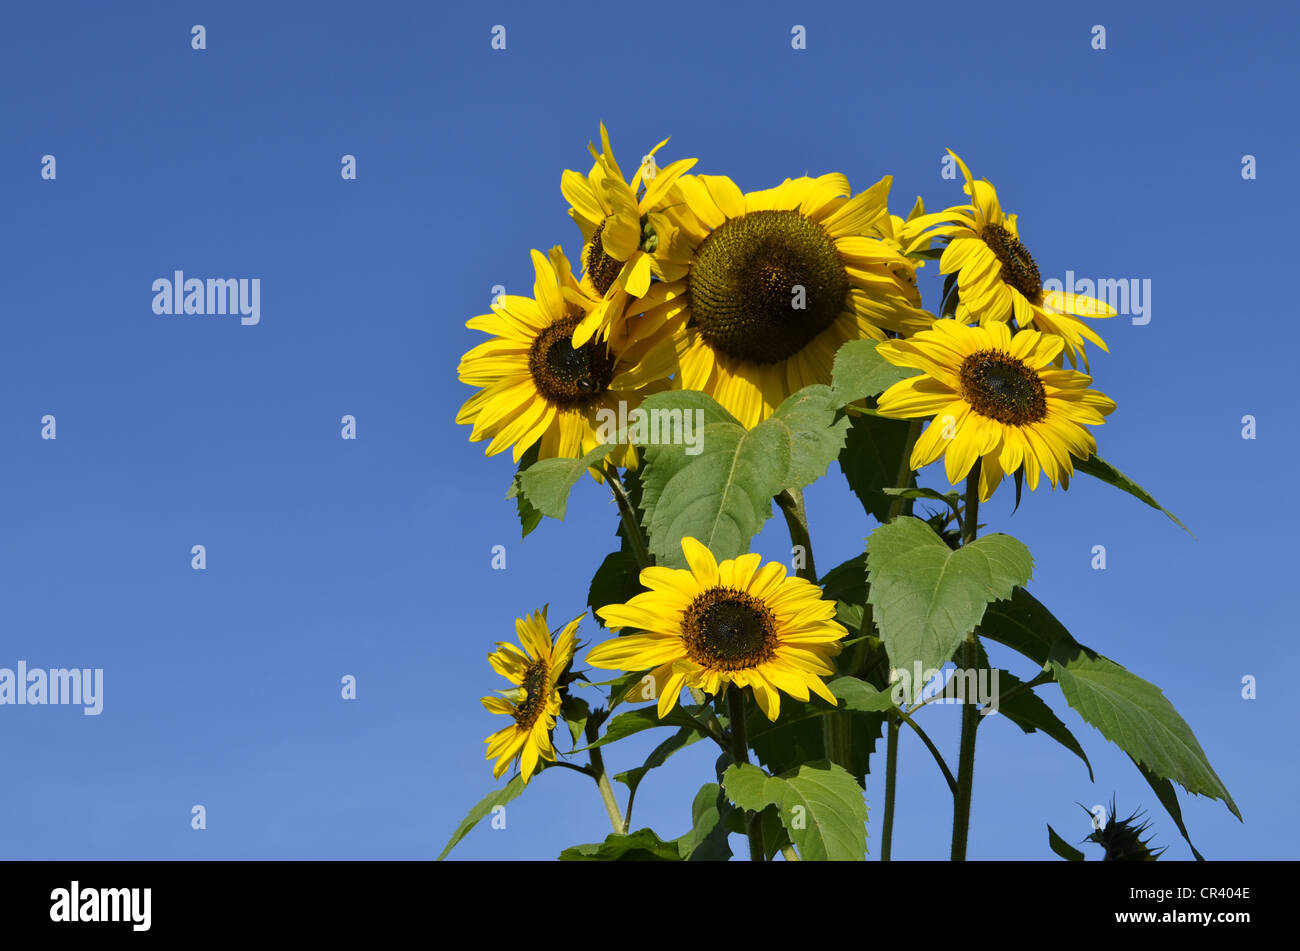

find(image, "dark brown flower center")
[959,349,1048,426]
[584,220,625,296]
[528,314,616,407]
[687,210,849,365]
[512,660,550,730]
[982,223,1042,302]
[681,587,778,671]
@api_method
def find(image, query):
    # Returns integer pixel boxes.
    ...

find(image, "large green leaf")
[513,443,616,522]
[866,517,1034,674]
[437,773,529,860]
[636,386,856,568]
[1048,642,1240,819]
[750,711,885,786]
[723,761,868,861]
[636,390,743,519]
[763,385,850,489]
[644,418,788,567]
[1073,454,1191,534]
[839,413,914,523]
[830,338,917,406]
[994,669,1094,781]
[559,828,683,861]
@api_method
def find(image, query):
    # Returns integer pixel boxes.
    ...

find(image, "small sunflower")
[587,537,847,721]
[482,608,582,783]
[875,319,1117,502]
[910,151,1114,366]
[637,172,934,429]
[561,123,697,347]
[456,246,674,467]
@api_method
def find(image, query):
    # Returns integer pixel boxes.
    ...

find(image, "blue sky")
[1,0,1295,860]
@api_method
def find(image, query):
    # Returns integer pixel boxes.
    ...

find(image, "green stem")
[886,419,923,522]
[585,718,626,835]
[896,709,957,795]
[950,461,982,860]
[606,464,651,570]
[727,688,765,861]
[881,713,900,861]
[775,489,817,581]
[781,844,801,861]
[779,489,854,773]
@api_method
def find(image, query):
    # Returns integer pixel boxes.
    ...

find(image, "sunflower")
[874,319,1117,502]
[636,172,934,429]
[586,537,847,721]
[482,608,582,783]
[561,123,696,347]
[456,246,674,467]
[911,151,1114,366]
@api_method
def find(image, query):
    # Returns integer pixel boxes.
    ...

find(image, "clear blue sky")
[1,0,1295,860]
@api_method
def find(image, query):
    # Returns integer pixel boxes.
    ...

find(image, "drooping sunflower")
[636,172,935,429]
[482,608,581,783]
[586,537,847,721]
[874,319,1117,502]
[456,247,674,467]
[911,151,1114,366]
[561,123,697,347]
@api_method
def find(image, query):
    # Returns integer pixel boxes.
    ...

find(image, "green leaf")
[981,587,1076,667]
[1073,454,1192,535]
[437,773,529,860]
[578,703,710,750]
[994,670,1094,781]
[559,828,683,861]
[830,339,917,406]
[1047,824,1086,861]
[839,413,914,523]
[513,442,616,522]
[675,783,734,861]
[1130,755,1206,861]
[636,386,856,568]
[644,417,788,568]
[587,549,644,626]
[636,390,743,519]
[722,761,868,861]
[764,385,850,489]
[560,696,590,748]
[504,443,542,538]
[1047,642,1240,820]
[866,517,1034,673]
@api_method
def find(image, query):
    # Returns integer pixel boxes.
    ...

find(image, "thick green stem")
[585,718,626,834]
[781,844,801,861]
[950,461,982,860]
[727,688,765,861]
[881,714,900,861]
